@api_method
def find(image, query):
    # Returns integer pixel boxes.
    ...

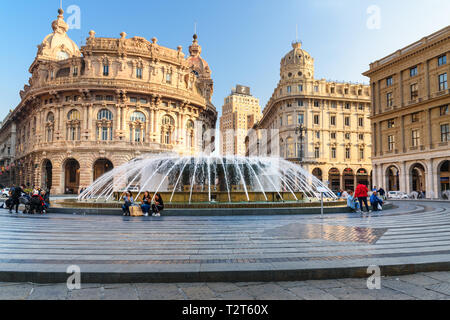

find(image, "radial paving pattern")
[0,201,449,283]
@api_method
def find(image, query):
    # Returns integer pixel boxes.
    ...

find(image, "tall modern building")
[363,26,450,199]
[248,41,372,192]
[220,85,262,156]
[2,8,217,194]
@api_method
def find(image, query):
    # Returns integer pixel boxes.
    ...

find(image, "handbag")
[377,203,382,211]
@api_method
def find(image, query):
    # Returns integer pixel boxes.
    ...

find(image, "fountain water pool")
[78,154,337,205]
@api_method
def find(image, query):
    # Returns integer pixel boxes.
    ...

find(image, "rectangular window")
[410,83,418,99]
[330,87,335,94]
[345,133,351,140]
[387,119,395,128]
[412,129,420,147]
[73,66,78,76]
[297,99,304,107]
[313,115,320,125]
[331,132,336,140]
[344,116,350,127]
[314,86,319,92]
[345,103,350,109]
[298,85,303,92]
[314,147,320,159]
[287,86,292,93]
[140,98,148,104]
[410,66,418,77]
[438,55,447,66]
[358,104,364,111]
[388,135,395,151]
[439,73,448,91]
[73,96,79,101]
[441,124,450,142]
[315,131,320,139]
[314,101,319,107]
[441,105,449,116]
[331,102,337,108]
[95,95,103,101]
[359,134,364,140]
[344,88,349,94]
[166,73,172,84]
[102,127,108,141]
[130,97,138,103]
[280,117,283,126]
[298,114,304,124]
[331,147,336,159]
[358,117,364,127]
[387,92,393,107]
[359,148,364,160]
[136,68,143,79]
[386,77,393,87]
[103,65,109,76]
[330,116,336,126]
[106,95,114,101]
[412,112,419,122]
[65,96,71,102]
[287,115,293,125]
[345,148,350,159]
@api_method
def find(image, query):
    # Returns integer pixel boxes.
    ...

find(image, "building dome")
[280,41,314,79]
[186,34,211,77]
[36,9,81,61]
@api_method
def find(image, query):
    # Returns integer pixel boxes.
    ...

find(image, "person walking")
[151,193,164,217]
[9,184,24,214]
[354,183,371,214]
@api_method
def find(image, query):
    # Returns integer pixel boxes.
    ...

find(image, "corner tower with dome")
[250,41,373,193]
[7,9,217,195]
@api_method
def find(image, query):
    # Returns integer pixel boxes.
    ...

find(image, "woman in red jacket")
[354,184,371,213]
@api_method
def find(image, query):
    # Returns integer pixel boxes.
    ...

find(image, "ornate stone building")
[220,85,262,156]
[363,26,450,199]
[8,9,217,194]
[0,111,16,188]
[248,41,372,192]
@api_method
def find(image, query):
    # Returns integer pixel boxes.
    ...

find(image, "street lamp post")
[295,124,306,164]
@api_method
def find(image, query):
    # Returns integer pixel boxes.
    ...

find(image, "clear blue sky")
[0,0,449,121]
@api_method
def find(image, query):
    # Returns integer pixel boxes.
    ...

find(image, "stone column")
[400,161,407,194]
[400,115,406,153]
[426,159,434,199]
[339,174,344,191]
[427,108,433,149]
[425,59,431,98]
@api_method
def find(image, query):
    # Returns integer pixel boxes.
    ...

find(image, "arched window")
[46,112,55,143]
[186,120,195,148]
[161,115,175,145]
[97,109,113,120]
[131,112,146,122]
[67,109,81,120]
[97,109,114,141]
[67,109,81,141]
[130,112,146,143]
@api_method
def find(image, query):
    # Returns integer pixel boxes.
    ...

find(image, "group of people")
[122,191,164,217]
[341,184,385,214]
[4,184,50,215]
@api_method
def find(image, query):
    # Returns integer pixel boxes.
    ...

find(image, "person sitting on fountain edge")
[122,191,134,216]
[141,191,151,217]
[152,193,164,217]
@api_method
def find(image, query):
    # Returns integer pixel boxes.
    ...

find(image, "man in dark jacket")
[9,185,24,214]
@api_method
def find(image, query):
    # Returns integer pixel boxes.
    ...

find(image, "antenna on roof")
[194,22,197,35]
[296,24,298,43]
[60,0,63,9]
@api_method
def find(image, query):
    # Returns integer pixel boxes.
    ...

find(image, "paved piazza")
[0,200,449,286]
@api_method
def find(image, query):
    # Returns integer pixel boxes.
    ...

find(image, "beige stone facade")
[248,42,372,192]
[0,112,16,187]
[6,9,217,194]
[363,26,450,199]
[220,85,262,156]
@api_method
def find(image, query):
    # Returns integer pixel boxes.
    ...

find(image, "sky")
[0,0,449,121]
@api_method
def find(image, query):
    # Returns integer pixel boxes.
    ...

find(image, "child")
[347,191,360,213]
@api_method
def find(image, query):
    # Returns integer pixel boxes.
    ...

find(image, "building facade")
[7,9,217,194]
[0,112,16,188]
[220,85,262,156]
[248,41,372,192]
[363,26,450,199]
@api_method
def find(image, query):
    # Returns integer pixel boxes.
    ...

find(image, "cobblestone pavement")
[1,271,449,300]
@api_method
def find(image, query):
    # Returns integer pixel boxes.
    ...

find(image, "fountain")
[77,154,337,207]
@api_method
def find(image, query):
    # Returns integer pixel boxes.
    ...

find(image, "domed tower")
[186,34,214,102]
[35,9,81,62]
[280,41,314,81]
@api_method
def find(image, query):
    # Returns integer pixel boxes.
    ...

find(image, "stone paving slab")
[0,201,449,284]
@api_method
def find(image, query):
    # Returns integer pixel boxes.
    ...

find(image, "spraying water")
[78,154,336,203]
